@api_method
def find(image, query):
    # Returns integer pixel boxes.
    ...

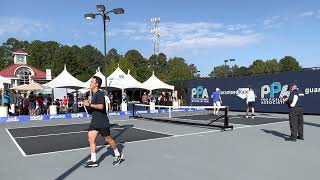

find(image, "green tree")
[209,65,230,78]
[165,57,193,82]
[0,47,13,69]
[147,53,168,80]
[2,37,29,51]
[265,59,280,73]
[189,64,200,78]
[108,56,135,77]
[0,38,29,69]
[106,48,121,63]
[123,50,149,82]
[249,60,266,74]
[279,56,301,72]
[234,66,249,76]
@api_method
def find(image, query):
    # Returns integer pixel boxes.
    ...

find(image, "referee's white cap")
[216,88,220,91]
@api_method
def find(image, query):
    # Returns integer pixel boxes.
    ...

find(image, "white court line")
[6,119,133,130]
[229,116,286,120]
[233,120,289,129]
[23,134,176,157]
[21,128,227,157]
[14,131,88,139]
[13,126,174,139]
[5,129,27,157]
[15,118,290,158]
[130,126,175,136]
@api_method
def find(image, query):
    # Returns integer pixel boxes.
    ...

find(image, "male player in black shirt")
[283,83,304,142]
[83,76,123,167]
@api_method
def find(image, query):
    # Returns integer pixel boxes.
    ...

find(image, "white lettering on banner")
[109,112,121,116]
[260,98,285,104]
[220,90,237,95]
[50,115,66,119]
[172,109,185,112]
[191,86,209,103]
[30,115,44,121]
[71,113,84,118]
[150,110,159,114]
[136,111,148,114]
[260,82,289,105]
[7,117,19,122]
[236,88,249,99]
[305,87,320,95]
[220,88,248,100]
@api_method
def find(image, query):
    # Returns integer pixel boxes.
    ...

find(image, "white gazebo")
[143,71,174,91]
[107,65,127,89]
[44,65,87,89]
[85,67,106,88]
[122,70,146,89]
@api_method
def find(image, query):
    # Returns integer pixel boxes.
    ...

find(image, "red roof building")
[0,49,51,86]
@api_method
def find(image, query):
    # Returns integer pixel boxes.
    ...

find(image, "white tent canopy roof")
[122,70,146,89]
[44,65,87,89]
[0,75,11,88]
[107,65,126,89]
[85,67,106,88]
[143,71,174,91]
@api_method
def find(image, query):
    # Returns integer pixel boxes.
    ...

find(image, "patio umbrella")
[11,82,50,91]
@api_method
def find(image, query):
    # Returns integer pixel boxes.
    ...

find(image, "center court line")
[20,120,289,157]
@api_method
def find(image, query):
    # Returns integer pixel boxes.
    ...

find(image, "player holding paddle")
[83,76,124,167]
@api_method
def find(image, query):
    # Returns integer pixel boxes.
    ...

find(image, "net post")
[224,106,229,128]
[132,103,135,118]
[169,106,172,118]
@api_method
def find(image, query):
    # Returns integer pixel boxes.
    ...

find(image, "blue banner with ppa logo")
[185,70,320,114]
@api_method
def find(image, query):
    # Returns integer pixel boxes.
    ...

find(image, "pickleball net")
[131,104,233,130]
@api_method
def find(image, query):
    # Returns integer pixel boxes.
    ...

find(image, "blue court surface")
[0,111,319,180]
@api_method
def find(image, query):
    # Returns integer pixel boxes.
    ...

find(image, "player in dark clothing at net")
[83,76,124,167]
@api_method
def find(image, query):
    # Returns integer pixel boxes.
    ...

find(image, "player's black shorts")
[88,125,111,137]
[248,102,255,108]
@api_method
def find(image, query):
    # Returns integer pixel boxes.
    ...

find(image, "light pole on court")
[84,5,124,86]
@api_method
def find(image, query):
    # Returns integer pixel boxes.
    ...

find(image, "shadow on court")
[304,121,320,128]
[54,125,129,180]
[261,129,290,139]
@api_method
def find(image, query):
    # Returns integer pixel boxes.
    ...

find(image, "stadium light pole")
[224,59,235,77]
[84,5,124,83]
[224,58,235,67]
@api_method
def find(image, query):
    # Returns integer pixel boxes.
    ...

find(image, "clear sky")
[1,0,320,76]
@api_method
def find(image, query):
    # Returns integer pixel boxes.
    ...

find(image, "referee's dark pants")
[289,106,304,138]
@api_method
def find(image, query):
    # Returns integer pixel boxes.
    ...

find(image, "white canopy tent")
[121,70,146,89]
[143,71,174,91]
[0,75,11,88]
[85,67,106,88]
[44,65,87,89]
[107,65,126,89]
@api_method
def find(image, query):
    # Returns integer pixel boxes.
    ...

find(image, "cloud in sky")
[262,16,285,29]
[298,11,315,18]
[108,21,261,53]
[0,17,49,37]
[297,10,320,19]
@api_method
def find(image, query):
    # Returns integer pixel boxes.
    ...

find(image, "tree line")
[209,57,302,78]
[0,38,302,82]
